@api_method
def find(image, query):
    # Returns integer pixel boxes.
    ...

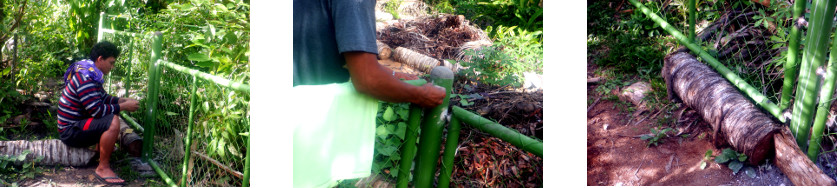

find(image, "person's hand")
[414,83,446,108]
[120,99,140,112]
[394,71,418,80]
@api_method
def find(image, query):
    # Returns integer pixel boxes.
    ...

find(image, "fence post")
[413,66,453,188]
[98,12,104,42]
[396,105,424,188]
[243,133,251,187]
[451,106,543,157]
[142,32,163,161]
[780,0,808,110]
[688,0,695,42]
[438,115,462,188]
[180,75,197,186]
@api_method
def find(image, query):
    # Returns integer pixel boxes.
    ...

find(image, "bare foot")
[95,167,125,185]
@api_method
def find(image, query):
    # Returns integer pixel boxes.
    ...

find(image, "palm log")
[663,50,779,165]
[664,50,835,185]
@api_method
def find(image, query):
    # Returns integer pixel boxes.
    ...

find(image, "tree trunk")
[774,126,836,186]
[376,40,392,60]
[664,50,836,185]
[393,47,440,73]
[0,139,96,166]
[663,50,779,165]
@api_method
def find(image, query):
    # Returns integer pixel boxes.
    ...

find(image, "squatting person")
[57,41,140,185]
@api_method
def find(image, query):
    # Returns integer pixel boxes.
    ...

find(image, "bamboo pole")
[181,76,198,187]
[98,12,104,42]
[688,0,695,42]
[627,0,785,122]
[438,116,462,188]
[119,111,144,133]
[806,31,837,161]
[791,0,837,151]
[147,159,178,187]
[243,133,250,187]
[780,0,808,110]
[451,106,543,156]
[396,105,424,188]
[413,67,454,188]
[143,32,162,161]
[157,60,250,93]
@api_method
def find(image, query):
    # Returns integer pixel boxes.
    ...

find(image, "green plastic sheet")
[292,82,379,188]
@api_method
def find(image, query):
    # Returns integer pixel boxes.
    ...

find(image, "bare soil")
[586,62,798,186]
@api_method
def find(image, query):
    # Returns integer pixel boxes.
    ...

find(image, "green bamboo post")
[142,32,162,161]
[791,0,837,151]
[413,66,454,188]
[627,0,785,122]
[806,32,837,161]
[396,105,424,188]
[780,0,808,110]
[688,0,695,42]
[180,76,198,187]
[438,115,462,188]
[97,12,104,42]
[242,133,251,187]
[452,106,543,156]
[119,111,144,133]
[157,60,249,92]
[147,159,178,187]
[123,40,135,98]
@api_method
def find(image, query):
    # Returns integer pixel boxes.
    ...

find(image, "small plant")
[373,102,413,179]
[711,148,756,177]
[0,150,44,186]
[385,0,403,20]
[458,46,525,88]
[641,126,674,147]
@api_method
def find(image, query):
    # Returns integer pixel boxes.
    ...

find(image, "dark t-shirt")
[293,0,379,86]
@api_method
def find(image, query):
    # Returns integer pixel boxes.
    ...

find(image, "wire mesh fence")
[98,14,250,187]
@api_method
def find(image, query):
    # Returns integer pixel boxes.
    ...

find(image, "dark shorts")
[59,114,115,148]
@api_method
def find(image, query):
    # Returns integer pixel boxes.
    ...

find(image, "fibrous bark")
[0,139,95,166]
[774,126,836,186]
[663,50,779,165]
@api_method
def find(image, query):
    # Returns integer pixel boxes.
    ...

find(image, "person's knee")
[108,116,121,132]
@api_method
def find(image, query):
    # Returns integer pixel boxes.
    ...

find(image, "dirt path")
[18,165,147,187]
[586,63,793,186]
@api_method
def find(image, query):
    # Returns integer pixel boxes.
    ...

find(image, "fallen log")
[664,50,835,185]
[774,126,836,186]
[0,139,95,166]
[393,47,440,73]
[663,50,779,165]
[376,40,392,60]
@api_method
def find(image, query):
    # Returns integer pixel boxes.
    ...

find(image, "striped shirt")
[57,71,120,130]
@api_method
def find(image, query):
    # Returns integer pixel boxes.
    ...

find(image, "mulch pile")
[377,14,491,61]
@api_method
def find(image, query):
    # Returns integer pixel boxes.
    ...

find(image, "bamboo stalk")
[806,30,837,161]
[191,150,244,179]
[119,111,143,133]
[157,60,250,93]
[438,116,462,188]
[451,106,543,156]
[688,0,695,42]
[791,0,837,151]
[243,134,250,187]
[413,67,454,188]
[146,159,178,187]
[181,76,198,187]
[780,0,808,110]
[396,105,424,188]
[142,32,163,160]
[627,0,785,122]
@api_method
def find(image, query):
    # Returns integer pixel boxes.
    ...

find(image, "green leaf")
[738,154,747,162]
[714,154,730,164]
[700,161,707,169]
[640,135,653,140]
[166,112,178,116]
[188,53,211,62]
[397,108,409,121]
[704,149,713,160]
[383,107,395,121]
[745,166,756,178]
[396,122,407,140]
[728,160,743,174]
[376,125,389,139]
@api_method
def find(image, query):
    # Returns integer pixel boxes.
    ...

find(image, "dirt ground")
[586,62,799,186]
[18,164,147,187]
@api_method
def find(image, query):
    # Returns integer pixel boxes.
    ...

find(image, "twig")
[191,151,244,179]
[634,155,646,180]
[588,97,602,114]
[588,77,602,84]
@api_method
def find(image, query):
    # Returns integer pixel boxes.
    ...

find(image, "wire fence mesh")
[98,17,250,187]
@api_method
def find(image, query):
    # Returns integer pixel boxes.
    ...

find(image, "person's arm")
[344,52,445,108]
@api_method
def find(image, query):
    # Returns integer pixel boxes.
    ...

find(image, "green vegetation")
[373,102,413,180]
[641,126,673,147]
[0,150,43,186]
